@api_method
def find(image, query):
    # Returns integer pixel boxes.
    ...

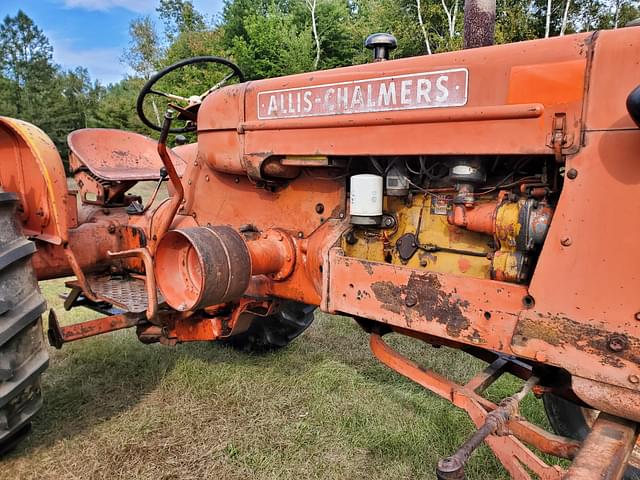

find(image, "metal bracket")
[546,113,576,163]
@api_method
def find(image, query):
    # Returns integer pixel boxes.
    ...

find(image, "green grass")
[0,277,561,479]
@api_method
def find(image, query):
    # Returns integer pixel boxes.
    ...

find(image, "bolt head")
[535,351,548,362]
[560,236,572,247]
[405,292,418,307]
[629,374,640,384]
[635,312,640,321]
[607,335,628,353]
[437,456,464,477]
[566,168,578,180]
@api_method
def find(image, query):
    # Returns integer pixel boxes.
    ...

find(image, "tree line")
[0,0,638,167]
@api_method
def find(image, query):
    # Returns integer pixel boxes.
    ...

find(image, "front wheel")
[222,301,315,352]
[543,393,640,479]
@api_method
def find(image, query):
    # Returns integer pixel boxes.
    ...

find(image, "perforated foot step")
[66,275,163,314]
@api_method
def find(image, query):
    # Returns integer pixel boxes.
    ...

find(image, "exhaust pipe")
[463,0,496,49]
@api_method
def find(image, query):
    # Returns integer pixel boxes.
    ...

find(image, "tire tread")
[0,189,48,455]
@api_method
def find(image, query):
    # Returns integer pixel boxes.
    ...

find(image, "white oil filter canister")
[350,174,383,225]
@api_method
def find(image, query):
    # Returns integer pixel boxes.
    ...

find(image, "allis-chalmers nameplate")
[257,68,468,120]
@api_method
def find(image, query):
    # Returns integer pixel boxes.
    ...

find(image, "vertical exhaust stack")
[463,0,496,48]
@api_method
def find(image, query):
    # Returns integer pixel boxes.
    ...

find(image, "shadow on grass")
[7,307,531,480]
[14,326,329,456]
[11,320,427,454]
[11,338,173,455]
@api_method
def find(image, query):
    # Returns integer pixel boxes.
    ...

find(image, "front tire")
[222,301,315,352]
[0,190,48,455]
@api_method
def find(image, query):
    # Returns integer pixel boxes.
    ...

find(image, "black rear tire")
[543,393,640,479]
[222,301,315,352]
[0,190,48,456]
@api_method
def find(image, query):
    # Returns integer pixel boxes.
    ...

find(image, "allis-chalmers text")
[257,68,468,120]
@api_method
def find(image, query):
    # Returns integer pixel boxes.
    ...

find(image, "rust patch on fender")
[371,271,470,337]
[514,314,640,368]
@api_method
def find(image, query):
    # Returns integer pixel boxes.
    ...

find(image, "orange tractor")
[1,23,639,479]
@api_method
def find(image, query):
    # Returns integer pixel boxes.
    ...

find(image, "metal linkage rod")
[436,376,539,480]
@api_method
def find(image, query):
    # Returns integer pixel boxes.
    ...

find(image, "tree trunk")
[613,0,623,28]
[416,0,433,54]
[441,0,459,38]
[545,0,553,37]
[560,0,570,35]
[463,0,496,48]
[306,0,321,68]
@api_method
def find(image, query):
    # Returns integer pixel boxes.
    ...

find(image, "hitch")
[47,309,143,349]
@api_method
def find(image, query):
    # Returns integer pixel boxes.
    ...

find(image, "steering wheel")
[136,56,245,133]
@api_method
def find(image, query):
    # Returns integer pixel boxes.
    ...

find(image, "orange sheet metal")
[176,167,345,240]
[0,117,72,244]
[325,249,640,408]
[198,33,590,178]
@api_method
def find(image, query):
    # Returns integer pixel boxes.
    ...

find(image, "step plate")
[68,275,162,313]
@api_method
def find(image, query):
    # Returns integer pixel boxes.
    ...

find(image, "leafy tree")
[496,0,541,41]
[158,0,207,40]
[314,0,361,69]
[230,7,315,79]
[122,16,164,79]
[0,11,100,164]
[616,0,640,26]
[0,10,56,118]
[90,77,147,133]
[222,0,281,45]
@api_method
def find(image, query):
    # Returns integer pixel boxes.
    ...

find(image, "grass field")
[1,278,559,479]
[2,182,557,479]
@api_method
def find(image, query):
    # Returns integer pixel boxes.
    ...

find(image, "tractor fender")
[0,117,75,245]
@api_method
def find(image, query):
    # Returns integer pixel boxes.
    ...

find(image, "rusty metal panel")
[326,249,526,348]
[564,413,638,480]
[326,249,640,409]
[521,129,640,395]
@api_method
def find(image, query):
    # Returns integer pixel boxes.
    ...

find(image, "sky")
[0,0,224,84]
